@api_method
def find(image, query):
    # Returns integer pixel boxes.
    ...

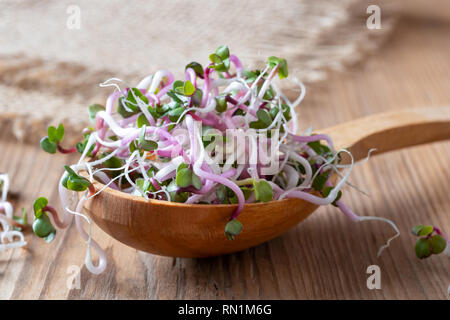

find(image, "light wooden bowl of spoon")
[83,107,450,258]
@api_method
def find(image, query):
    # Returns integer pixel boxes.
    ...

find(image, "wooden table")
[0,15,449,299]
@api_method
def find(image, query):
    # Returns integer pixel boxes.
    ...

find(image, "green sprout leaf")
[191,173,203,190]
[76,133,94,155]
[185,62,204,78]
[62,166,91,192]
[312,172,329,192]
[412,225,424,236]
[47,124,64,143]
[191,88,203,106]
[137,113,150,128]
[215,45,230,60]
[253,179,273,203]
[415,238,432,259]
[102,155,123,178]
[117,97,138,118]
[209,53,222,65]
[129,140,137,154]
[250,109,273,129]
[167,90,183,104]
[256,109,272,126]
[267,56,288,79]
[241,187,253,200]
[417,225,434,237]
[32,214,56,242]
[430,235,447,254]
[138,125,158,151]
[166,179,188,203]
[175,163,201,190]
[47,127,57,142]
[138,125,146,145]
[209,47,230,73]
[215,96,227,113]
[225,219,243,241]
[172,80,184,94]
[184,80,196,96]
[168,106,185,122]
[262,86,274,100]
[88,104,105,123]
[169,188,189,203]
[281,103,292,121]
[216,184,226,201]
[67,175,91,191]
[176,167,192,188]
[244,69,261,84]
[141,140,158,151]
[33,197,48,219]
[173,80,196,97]
[135,178,150,193]
[228,186,253,204]
[63,165,77,176]
[117,88,148,118]
[308,140,332,159]
[127,88,149,108]
[40,137,57,154]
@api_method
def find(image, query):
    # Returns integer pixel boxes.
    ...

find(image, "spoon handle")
[320,107,450,162]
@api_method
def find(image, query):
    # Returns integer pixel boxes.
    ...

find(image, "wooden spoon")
[83,107,450,258]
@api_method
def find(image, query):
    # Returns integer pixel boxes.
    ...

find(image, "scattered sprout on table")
[0,174,27,251]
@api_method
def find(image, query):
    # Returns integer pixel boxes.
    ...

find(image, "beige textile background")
[0,0,396,141]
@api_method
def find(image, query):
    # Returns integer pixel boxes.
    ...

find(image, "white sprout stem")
[257,65,278,100]
[280,144,341,193]
[0,174,27,251]
[55,173,75,229]
[136,74,153,90]
[99,78,123,93]
[95,111,136,137]
[286,150,313,187]
[127,85,155,126]
[88,166,141,199]
[336,200,400,258]
[76,133,96,165]
[280,149,355,204]
[335,148,377,168]
[148,70,172,94]
[272,82,299,134]
[123,151,142,197]
[291,77,306,108]
[0,174,9,202]
[67,196,107,275]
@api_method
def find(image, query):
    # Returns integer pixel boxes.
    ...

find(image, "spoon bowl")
[84,188,318,257]
[83,107,450,257]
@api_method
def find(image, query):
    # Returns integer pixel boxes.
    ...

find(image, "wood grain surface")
[1,15,449,299]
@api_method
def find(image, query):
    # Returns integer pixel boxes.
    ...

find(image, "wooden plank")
[0,16,449,299]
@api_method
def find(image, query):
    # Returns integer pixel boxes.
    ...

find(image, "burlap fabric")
[0,0,395,142]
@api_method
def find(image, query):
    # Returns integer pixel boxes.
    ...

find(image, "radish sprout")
[0,174,27,251]
[34,46,403,274]
[411,224,449,292]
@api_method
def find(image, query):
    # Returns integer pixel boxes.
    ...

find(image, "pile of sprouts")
[28,46,448,275]
[0,174,27,251]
